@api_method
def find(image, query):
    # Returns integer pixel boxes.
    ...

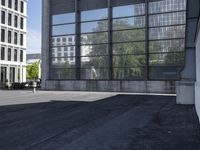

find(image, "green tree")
[26,61,40,80]
[84,19,146,79]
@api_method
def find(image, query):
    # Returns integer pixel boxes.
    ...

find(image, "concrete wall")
[195,17,200,121]
[176,0,200,104]
[44,80,175,94]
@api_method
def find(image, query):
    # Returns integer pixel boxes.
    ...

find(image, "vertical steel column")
[48,0,52,80]
[108,0,113,79]
[75,0,81,79]
[145,0,149,80]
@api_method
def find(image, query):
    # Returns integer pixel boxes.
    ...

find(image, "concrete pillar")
[195,17,200,120]
[19,64,23,83]
[22,67,26,82]
[6,65,10,82]
[41,0,50,89]
[15,66,18,83]
[176,0,200,104]
[38,61,41,79]
[0,64,1,87]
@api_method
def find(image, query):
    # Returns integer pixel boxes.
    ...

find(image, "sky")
[27,0,42,54]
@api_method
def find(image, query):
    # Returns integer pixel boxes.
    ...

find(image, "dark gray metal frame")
[49,0,187,81]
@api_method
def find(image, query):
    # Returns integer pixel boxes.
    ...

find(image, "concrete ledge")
[176,81,195,104]
[195,81,200,122]
[44,80,175,94]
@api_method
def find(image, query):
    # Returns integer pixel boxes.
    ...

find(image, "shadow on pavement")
[0,95,199,150]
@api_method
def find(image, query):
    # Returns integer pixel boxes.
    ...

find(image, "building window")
[20,1,24,13]
[68,37,72,42]
[8,13,12,26]
[8,0,12,8]
[1,47,5,60]
[8,48,11,61]
[20,50,23,62]
[14,32,18,44]
[1,11,5,24]
[14,49,17,61]
[1,29,5,42]
[14,15,18,28]
[1,0,5,6]
[15,0,18,11]
[49,0,186,80]
[8,31,12,43]
[20,34,23,46]
[20,17,24,29]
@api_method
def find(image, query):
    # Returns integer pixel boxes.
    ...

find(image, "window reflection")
[52,24,75,36]
[113,29,145,42]
[81,20,108,33]
[52,13,75,25]
[113,4,145,18]
[49,0,186,80]
[113,16,145,30]
[81,8,108,21]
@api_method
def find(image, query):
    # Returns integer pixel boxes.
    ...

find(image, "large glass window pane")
[113,4,145,18]
[113,16,145,30]
[149,52,184,66]
[81,44,108,56]
[149,0,186,14]
[149,12,186,27]
[113,55,146,67]
[51,57,76,68]
[113,29,145,42]
[149,25,185,40]
[81,56,109,68]
[113,67,146,79]
[149,39,185,53]
[113,42,145,55]
[81,68,109,79]
[52,13,75,25]
[81,32,108,44]
[81,8,108,21]
[50,69,76,79]
[52,35,75,46]
[51,46,75,57]
[81,20,108,33]
[52,24,75,36]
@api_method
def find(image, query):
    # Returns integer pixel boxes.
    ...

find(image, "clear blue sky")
[28,0,41,31]
[27,0,42,54]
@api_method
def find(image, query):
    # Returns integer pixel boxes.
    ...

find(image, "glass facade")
[50,0,186,80]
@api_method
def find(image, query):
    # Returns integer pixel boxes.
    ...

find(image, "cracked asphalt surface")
[0,90,199,150]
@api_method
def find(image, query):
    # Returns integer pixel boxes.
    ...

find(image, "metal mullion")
[52,22,76,26]
[51,44,76,48]
[112,40,145,44]
[149,24,186,29]
[80,18,108,24]
[49,2,52,80]
[145,0,149,80]
[81,30,108,34]
[80,42,108,46]
[51,33,76,38]
[148,10,186,16]
[149,51,185,55]
[108,0,113,80]
[81,30,108,35]
[112,53,146,56]
[112,40,146,44]
[112,27,145,32]
[75,0,81,80]
[112,14,146,20]
[149,37,185,42]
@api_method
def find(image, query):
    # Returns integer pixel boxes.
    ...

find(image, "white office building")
[0,0,27,87]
